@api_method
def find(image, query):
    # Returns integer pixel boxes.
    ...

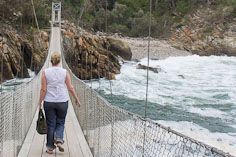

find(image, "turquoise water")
[91,55,236,155]
[99,91,236,133]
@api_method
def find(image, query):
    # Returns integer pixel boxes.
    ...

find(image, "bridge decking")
[17,23,93,157]
[18,101,92,157]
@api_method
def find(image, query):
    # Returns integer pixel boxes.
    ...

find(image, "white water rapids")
[91,55,236,155]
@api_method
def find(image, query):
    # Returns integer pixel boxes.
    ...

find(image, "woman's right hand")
[75,98,81,107]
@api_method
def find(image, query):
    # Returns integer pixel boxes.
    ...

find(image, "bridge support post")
[52,2,61,27]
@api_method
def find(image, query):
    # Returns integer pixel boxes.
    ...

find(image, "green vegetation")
[77,0,236,38]
[0,0,235,37]
[0,0,51,29]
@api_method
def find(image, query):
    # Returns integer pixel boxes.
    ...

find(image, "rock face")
[62,21,132,80]
[32,30,49,73]
[107,37,132,60]
[169,7,236,56]
[0,24,48,83]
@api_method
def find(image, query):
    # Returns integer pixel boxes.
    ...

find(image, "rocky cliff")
[62,22,132,80]
[169,7,236,56]
[0,24,49,83]
[0,21,132,83]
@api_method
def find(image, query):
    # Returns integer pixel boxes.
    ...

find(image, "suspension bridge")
[0,2,234,157]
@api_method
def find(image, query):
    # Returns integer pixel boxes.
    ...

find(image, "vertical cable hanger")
[105,0,113,96]
[30,10,34,73]
[16,0,24,82]
[95,1,101,90]
[78,0,87,27]
[21,43,24,79]
[90,54,93,88]
[0,2,4,93]
[30,0,39,31]
[105,0,108,33]
[1,49,3,93]
[30,36,34,74]
[142,0,152,156]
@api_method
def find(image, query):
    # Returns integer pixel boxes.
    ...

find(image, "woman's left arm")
[38,71,47,110]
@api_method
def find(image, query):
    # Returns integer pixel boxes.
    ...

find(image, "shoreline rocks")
[62,21,132,80]
[169,8,236,57]
[0,24,49,83]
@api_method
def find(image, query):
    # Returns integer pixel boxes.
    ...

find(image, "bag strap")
[38,109,45,120]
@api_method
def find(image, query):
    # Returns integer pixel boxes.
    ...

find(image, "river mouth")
[90,55,236,155]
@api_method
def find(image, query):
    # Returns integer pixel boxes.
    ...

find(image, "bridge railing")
[62,50,234,157]
[0,76,41,157]
[0,28,52,157]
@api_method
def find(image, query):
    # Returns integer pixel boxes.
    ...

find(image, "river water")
[0,69,35,92]
[91,55,236,155]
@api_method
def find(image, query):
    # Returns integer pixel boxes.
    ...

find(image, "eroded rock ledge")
[0,24,49,83]
[62,22,132,80]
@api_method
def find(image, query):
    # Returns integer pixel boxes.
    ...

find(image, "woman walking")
[38,52,80,154]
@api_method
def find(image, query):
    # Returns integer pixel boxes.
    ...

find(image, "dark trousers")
[44,101,68,149]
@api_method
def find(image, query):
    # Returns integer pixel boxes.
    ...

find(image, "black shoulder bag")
[36,109,47,134]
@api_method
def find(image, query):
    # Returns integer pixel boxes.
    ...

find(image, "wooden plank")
[27,132,45,157]
[65,121,83,157]
[68,102,93,157]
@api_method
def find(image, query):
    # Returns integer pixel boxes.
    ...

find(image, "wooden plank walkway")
[18,101,93,157]
[18,26,93,157]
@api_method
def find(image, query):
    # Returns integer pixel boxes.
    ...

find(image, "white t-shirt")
[44,67,69,102]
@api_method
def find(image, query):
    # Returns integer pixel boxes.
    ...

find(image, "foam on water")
[94,55,236,107]
[186,106,229,118]
[91,55,236,154]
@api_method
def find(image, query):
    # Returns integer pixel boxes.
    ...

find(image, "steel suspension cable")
[30,0,39,31]
[14,0,23,81]
[0,2,3,93]
[84,50,89,135]
[21,0,24,79]
[142,0,152,156]
[30,32,34,72]
[105,0,108,33]
[78,0,87,26]
[15,0,23,80]
[21,44,24,79]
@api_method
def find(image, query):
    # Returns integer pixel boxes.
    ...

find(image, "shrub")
[176,0,190,15]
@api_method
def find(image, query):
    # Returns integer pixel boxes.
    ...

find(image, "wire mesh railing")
[0,29,51,157]
[62,51,234,157]
[0,73,41,157]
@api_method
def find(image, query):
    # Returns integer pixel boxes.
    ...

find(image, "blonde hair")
[51,52,61,65]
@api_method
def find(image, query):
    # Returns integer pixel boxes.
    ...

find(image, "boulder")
[178,75,185,79]
[107,37,132,60]
[62,22,128,80]
[136,63,162,73]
